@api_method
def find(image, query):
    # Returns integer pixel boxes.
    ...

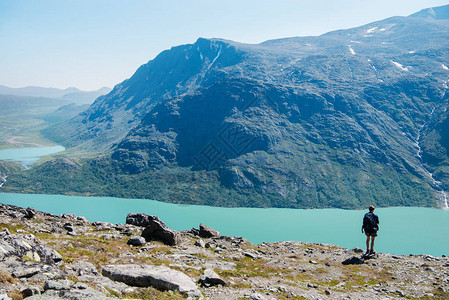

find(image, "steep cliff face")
[39,5,449,208]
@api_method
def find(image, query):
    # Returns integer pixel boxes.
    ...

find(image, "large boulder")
[140,215,180,246]
[126,213,154,227]
[102,264,200,296]
[199,224,220,238]
[0,231,62,264]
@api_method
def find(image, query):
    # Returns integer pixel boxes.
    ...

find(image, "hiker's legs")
[366,235,370,251]
[370,236,376,251]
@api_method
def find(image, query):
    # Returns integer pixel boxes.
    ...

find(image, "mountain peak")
[409,4,449,19]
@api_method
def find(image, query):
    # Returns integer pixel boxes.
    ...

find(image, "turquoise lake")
[1,145,448,257]
[0,145,65,165]
[0,192,448,257]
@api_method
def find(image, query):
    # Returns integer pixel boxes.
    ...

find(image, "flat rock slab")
[102,264,199,295]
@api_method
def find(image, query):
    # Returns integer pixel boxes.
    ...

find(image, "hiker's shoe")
[370,250,376,255]
[364,250,370,256]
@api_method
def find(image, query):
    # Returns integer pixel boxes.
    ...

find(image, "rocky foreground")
[0,203,448,299]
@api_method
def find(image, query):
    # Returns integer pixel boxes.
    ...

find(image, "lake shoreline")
[0,192,448,257]
[0,201,448,299]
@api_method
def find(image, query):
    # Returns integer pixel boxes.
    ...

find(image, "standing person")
[362,205,379,255]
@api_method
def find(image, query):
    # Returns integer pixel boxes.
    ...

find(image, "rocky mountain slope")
[16,5,449,208]
[0,203,448,299]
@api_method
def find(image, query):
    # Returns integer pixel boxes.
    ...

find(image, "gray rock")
[199,224,219,238]
[44,279,75,291]
[92,221,114,231]
[60,213,76,220]
[141,216,181,246]
[73,282,88,289]
[21,285,43,297]
[342,256,365,265]
[12,267,41,278]
[24,207,37,219]
[69,261,100,276]
[351,247,364,253]
[28,287,111,300]
[77,216,88,223]
[127,236,146,246]
[0,233,56,264]
[243,252,260,259]
[102,264,199,295]
[126,213,153,227]
[63,223,74,232]
[43,248,63,263]
[0,294,11,300]
[194,239,206,248]
[199,268,227,287]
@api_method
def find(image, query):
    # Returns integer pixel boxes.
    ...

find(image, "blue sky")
[0,0,447,91]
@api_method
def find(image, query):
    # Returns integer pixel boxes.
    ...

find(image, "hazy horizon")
[1,0,448,91]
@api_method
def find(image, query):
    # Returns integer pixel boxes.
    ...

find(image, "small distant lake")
[0,192,448,257]
[0,145,65,165]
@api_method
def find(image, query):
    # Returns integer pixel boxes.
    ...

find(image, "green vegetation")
[2,150,437,209]
[0,94,72,149]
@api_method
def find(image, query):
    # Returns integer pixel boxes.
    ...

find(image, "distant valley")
[2,5,449,209]
[0,86,110,149]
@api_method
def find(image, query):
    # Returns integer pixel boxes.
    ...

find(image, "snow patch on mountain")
[348,45,356,55]
[391,60,409,71]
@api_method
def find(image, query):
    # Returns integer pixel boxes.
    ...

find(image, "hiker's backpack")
[362,212,377,232]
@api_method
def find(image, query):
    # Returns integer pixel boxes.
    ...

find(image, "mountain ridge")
[7,5,449,209]
[0,85,111,104]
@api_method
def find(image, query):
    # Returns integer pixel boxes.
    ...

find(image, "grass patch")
[219,257,287,279]
[0,269,15,284]
[0,222,26,233]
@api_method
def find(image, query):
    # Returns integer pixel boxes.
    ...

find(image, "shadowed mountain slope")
[29,5,449,208]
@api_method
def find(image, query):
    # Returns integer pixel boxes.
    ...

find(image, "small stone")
[77,216,88,223]
[61,213,76,220]
[278,286,286,292]
[194,239,206,248]
[342,256,365,265]
[307,283,318,288]
[325,262,331,267]
[127,236,146,246]
[44,280,74,291]
[309,260,317,264]
[21,286,42,297]
[351,247,363,253]
[199,268,227,287]
[73,282,88,289]
[24,207,36,219]
[243,252,259,259]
